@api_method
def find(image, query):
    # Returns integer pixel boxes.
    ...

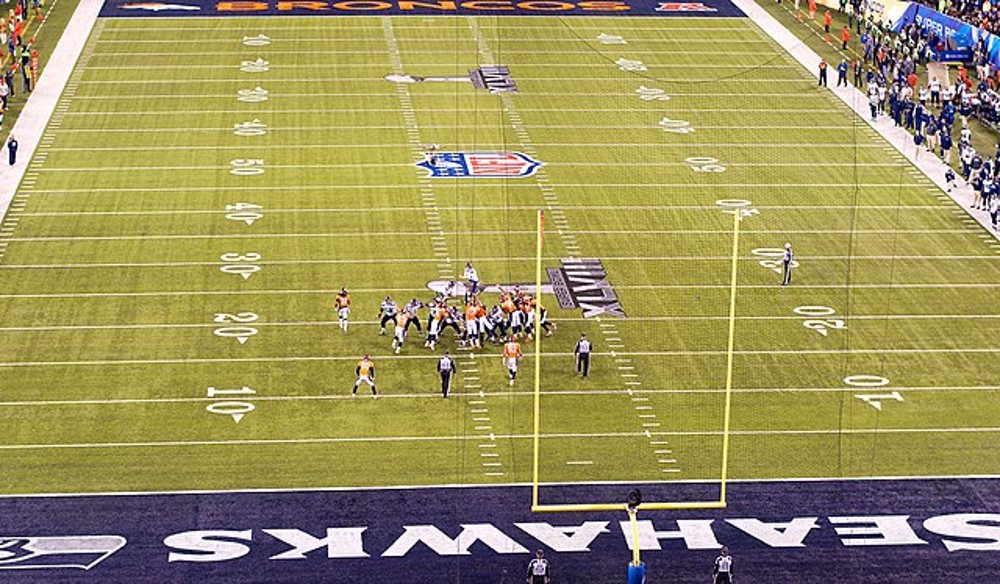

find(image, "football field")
[0,3,998,580]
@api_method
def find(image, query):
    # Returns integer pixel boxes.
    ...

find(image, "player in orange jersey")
[502,337,522,386]
[391,311,409,354]
[353,355,377,399]
[334,287,350,334]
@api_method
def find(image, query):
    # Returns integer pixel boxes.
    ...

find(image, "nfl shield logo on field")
[416,152,542,178]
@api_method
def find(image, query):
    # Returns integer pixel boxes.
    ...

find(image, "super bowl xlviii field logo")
[119,2,200,10]
[0,535,126,570]
[385,65,518,94]
[656,2,718,10]
[428,258,625,318]
[416,152,542,178]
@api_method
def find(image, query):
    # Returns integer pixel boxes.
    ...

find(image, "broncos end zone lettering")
[104,0,746,17]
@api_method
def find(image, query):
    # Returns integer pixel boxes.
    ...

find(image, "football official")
[438,350,455,398]
[781,242,794,286]
[712,546,734,584]
[527,549,551,584]
[574,333,591,379]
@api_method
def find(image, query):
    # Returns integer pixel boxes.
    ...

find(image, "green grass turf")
[0,14,997,498]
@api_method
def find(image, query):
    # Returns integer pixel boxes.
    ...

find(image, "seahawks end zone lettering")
[427,258,625,318]
[160,512,1000,562]
[104,0,746,17]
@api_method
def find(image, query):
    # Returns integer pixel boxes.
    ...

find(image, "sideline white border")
[1,474,997,499]
[736,0,995,235]
[0,0,103,216]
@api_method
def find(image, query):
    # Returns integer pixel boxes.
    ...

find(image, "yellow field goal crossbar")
[530,208,742,513]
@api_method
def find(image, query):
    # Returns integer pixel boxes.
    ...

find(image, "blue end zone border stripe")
[100,0,745,18]
[0,479,996,582]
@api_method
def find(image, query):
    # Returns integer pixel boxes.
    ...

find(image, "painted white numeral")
[752,248,797,273]
[685,156,726,173]
[636,85,670,101]
[213,312,259,344]
[233,119,267,137]
[616,58,647,72]
[220,252,261,280]
[237,87,269,102]
[242,34,271,47]
[658,117,694,134]
[206,401,256,423]
[843,375,890,387]
[716,199,758,218]
[240,58,270,73]
[597,33,627,45]
[793,306,846,336]
[230,159,264,176]
[207,386,257,398]
[226,202,264,225]
[845,376,899,410]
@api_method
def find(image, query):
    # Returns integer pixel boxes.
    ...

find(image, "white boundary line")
[0,0,103,218]
[4,473,997,499]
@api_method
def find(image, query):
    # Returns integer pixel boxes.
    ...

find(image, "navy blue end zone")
[0,478,996,582]
[100,0,745,18]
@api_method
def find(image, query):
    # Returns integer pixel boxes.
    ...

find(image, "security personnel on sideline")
[352,355,377,399]
[527,549,551,584]
[574,333,591,379]
[712,546,733,584]
[438,350,455,397]
[782,242,794,286]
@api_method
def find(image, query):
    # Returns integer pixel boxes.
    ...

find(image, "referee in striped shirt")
[438,351,455,398]
[781,242,794,286]
[712,546,733,584]
[574,333,591,379]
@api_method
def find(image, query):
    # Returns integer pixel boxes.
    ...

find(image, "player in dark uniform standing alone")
[712,546,733,584]
[527,549,551,584]
[781,242,794,286]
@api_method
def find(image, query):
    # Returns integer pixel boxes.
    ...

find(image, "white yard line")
[46,122,856,130]
[3,281,998,300]
[20,183,933,194]
[0,255,993,271]
[80,63,798,70]
[3,228,976,242]
[18,162,906,172]
[61,108,835,114]
[0,0,103,220]
[0,383,998,408]
[1,313,994,333]
[14,204,946,216]
[0,426,995,451]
